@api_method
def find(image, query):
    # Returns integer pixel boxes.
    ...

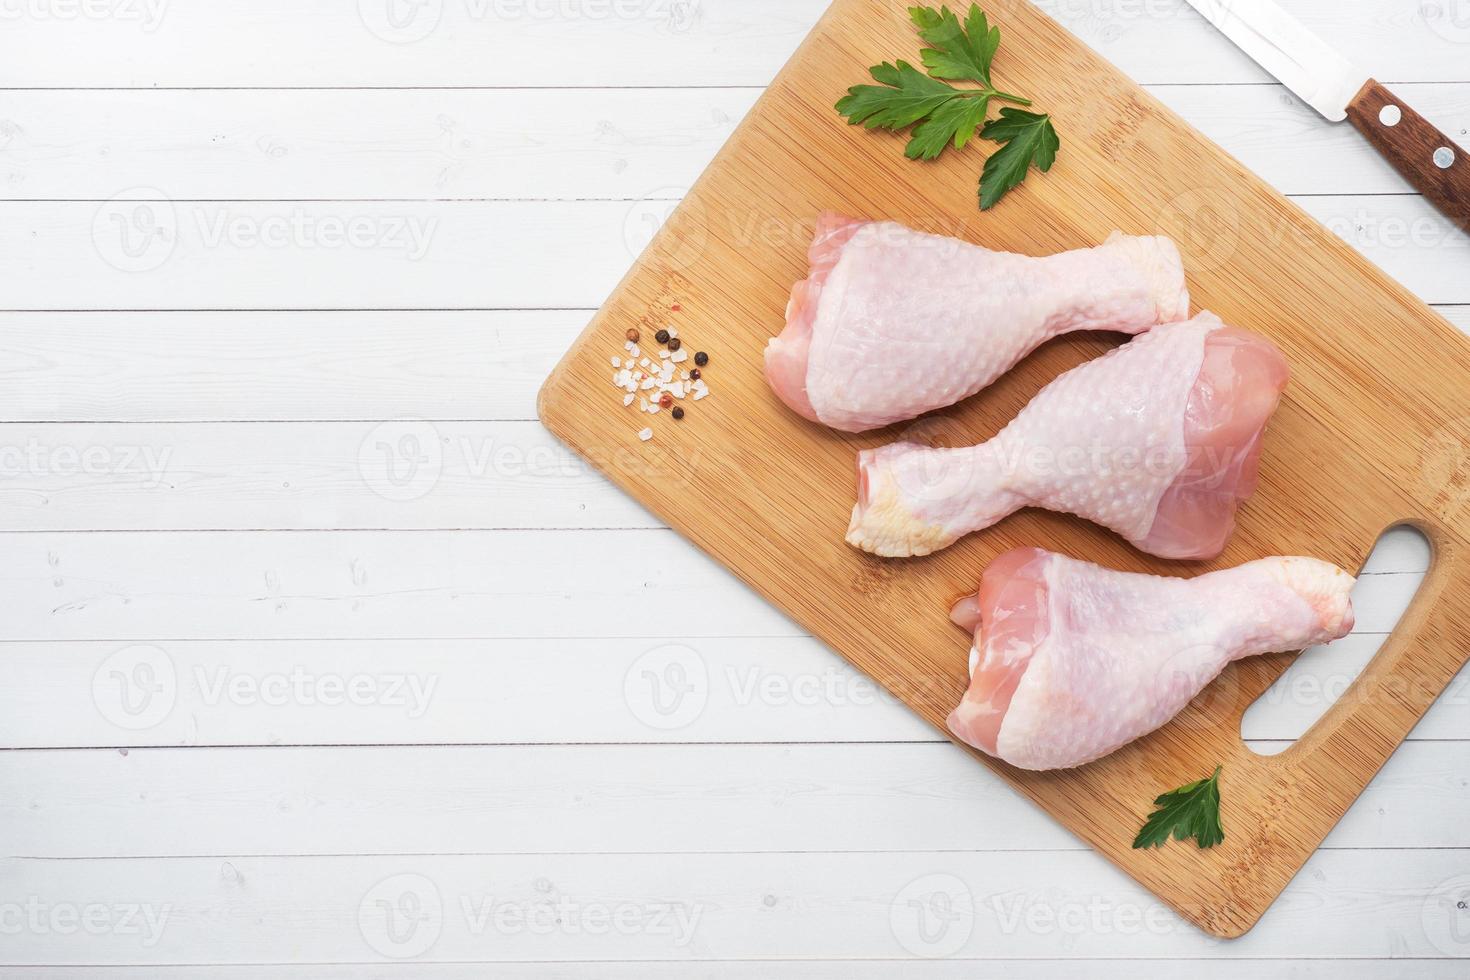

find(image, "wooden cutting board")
[539,0,1470,937]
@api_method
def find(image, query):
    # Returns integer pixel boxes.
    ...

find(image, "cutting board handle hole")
[1240,525,1430,755]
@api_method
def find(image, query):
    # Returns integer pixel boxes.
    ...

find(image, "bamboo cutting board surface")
[539,0,1470,937]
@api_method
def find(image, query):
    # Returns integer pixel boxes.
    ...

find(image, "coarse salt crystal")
[671,350,688,363]
[668,327,678,339]
[610,355,621,367]
[640,358,651,368]
[659,349,672,360]
[680,370,690,380]
[694,388,709,401]
[623,393,634,406]
[638,427,653,442]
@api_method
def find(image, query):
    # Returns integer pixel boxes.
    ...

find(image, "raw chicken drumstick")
[848,312,1288,561]
[947,548,1356,771]
[764,213,1190,432]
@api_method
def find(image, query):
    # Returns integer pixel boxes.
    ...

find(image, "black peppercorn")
[668,337,682,352]
[688,368,701,381]
[694,351,708,366]
[655,329,670,344]
[672,406,685,420]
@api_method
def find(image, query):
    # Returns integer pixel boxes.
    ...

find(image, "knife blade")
[1185,0,1468,231]
[1184,0,1367,121]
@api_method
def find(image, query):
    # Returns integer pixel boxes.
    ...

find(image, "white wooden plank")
[0,201,632,310]
[0,636,930,747]
[3,197,1465,310]
[0,421,661,530]
[6,742,1469,856]
[0,964,1463,980]
[0,530,799,641]
[0,849,1465,961]
[0,89,757,201]
[2,964,1465,980]
[4,85,1467,200]
[1,429,1448,543]
[4,627,1463,750]
[0,310,576,423]
[1,0,1466,87]
[0,307,1463,424]
[0,531,1423,641]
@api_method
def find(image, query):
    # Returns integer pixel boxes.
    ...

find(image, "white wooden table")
[1,0,1468,974]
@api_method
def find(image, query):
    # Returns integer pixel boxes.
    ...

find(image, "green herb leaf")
[978,107,1059,210]
[834,4,1058,209]
[1133,766,1225,850]
[905,92,992,159]
[910,4,1001,85]
[836,60,962,132]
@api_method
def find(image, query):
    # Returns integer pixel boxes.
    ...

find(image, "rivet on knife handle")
[1345,79,1470,233]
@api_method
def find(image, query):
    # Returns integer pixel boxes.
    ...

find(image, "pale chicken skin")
[764,213,1190,432]
[848,313,1289,561]
[947,548,1356,771]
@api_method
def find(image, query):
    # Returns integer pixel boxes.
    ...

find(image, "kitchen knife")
[1185,0,1469,231]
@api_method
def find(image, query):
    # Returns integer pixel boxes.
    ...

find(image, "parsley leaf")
[978,108,1059,210]
[1132,766,1225,851]
[911,4,1001,85]
[834,4,1058,209]
[906,92,993,159]
[836,60,963,132]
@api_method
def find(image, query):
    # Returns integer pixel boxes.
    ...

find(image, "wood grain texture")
[1347,79,1470,232]
[538,0,1470,938]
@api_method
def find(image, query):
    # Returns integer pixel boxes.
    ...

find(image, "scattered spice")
[671,303,682,312]
[611,320,712,442]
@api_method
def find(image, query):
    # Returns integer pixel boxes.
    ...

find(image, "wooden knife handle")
[1345,79,1470,233]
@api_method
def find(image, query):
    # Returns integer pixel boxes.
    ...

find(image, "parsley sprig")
[836,4,1059,210]
[1133,766,1225,851]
